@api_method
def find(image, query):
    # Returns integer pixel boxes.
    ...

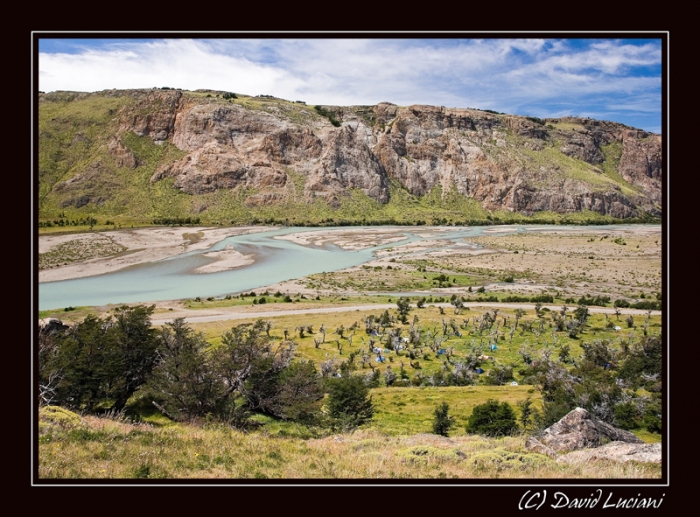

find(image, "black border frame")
[30,31,670,507]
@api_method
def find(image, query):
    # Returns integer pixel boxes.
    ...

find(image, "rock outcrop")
[525,408,653,463]
[39,89,663,219]
[38,318,69,333]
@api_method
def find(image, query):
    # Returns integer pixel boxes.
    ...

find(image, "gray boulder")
[528,407,643,454]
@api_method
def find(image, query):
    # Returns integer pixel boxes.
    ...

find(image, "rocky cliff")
[38,89,662,222]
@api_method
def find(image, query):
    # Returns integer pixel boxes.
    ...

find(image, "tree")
[145,319,320,427]
[104,305,158,410]
[47,314,110,411]
[144,318,227,421]
[384,366,396,387]
[42,306,157,412]
[264,360,324,423]
[396,297,411,322]
[465,399,518,437]
[326,374,374,431]
[432,402,455,436]
[574,304,590,325]
[516,396,537,430]
[483,363,514,386]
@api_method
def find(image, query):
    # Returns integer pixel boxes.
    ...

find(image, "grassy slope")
[38,405,661,479]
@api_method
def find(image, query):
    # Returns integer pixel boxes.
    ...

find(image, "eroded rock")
[528,407,643,454]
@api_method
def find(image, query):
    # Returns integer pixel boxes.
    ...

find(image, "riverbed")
[37,224,659,310]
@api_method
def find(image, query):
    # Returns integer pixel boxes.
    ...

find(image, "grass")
[370,385,538,435]
[600,142,644,195]
[520,142,638,195]
[36,223,663,480]
[38,407,661,479]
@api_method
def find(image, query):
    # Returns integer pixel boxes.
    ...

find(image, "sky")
[36,36,664,133]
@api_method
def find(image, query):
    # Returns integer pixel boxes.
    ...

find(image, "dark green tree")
[49,314,107,411]
[103,305,158,410]
[326,374,374,431]
[516,396,537,430]
[144,318,228,421]
[432,402,455,436]
[272,360,324,423]
[483,363,514,386]
[396,297,411,318]
[41,305,158,412]
[465,399,518,437]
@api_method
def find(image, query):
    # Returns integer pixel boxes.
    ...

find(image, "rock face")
[526,408,645,458]
[39,90,663,219]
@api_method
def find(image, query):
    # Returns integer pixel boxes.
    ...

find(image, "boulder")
[524,437,557,458]
[39,318,69,334]
[528,407,643,454]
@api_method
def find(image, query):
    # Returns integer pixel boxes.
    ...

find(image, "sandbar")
[39,226,273,283]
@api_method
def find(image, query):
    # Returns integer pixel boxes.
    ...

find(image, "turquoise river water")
[38,225,652,311]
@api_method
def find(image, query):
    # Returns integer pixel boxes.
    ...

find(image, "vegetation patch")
[39,234,127,269]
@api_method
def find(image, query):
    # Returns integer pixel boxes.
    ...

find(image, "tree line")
[38,307,374,432]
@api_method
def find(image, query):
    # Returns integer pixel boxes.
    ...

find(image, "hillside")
[39,406,661,479]
[38,89,662,225]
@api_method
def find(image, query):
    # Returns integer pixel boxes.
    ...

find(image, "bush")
[326,374,374,431]
[465,399,518,437]
[614,401,641,430]
[432,402,455,436]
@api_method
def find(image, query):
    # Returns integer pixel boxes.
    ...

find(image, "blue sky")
[37,37,663,133]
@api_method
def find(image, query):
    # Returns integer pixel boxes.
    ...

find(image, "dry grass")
[38,234,127,270]
[38,408,661,479]
[427,229,662,300]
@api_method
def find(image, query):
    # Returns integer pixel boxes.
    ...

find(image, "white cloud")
[38,37,662,131]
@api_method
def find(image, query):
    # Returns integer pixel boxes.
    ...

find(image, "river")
[38,225,652,310]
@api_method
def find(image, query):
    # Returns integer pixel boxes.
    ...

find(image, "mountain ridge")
[38,88,662,225]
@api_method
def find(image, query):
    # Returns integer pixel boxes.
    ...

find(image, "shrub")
[432,402,455,436]
[326,374,374,431]
[314,105,341,127]
[465,399,518,437]
[614,401,641,430]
